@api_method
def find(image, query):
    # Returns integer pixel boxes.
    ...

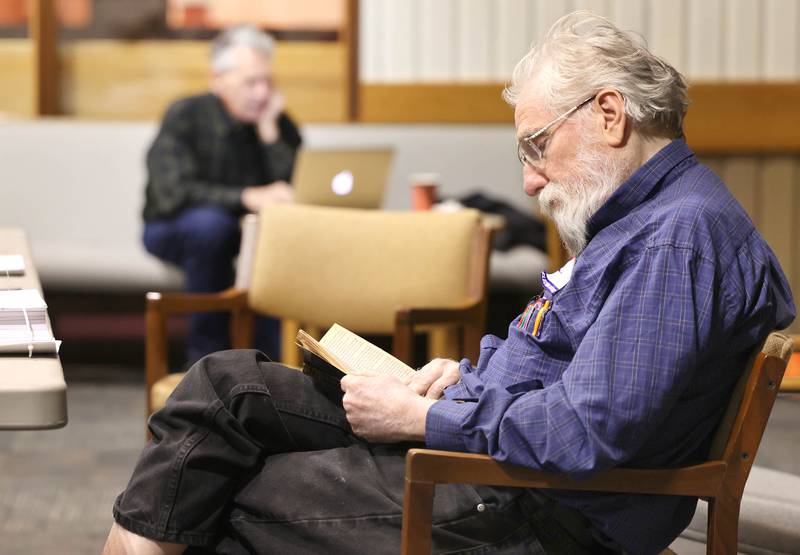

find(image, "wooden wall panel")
[724,0,762,79]
[0,40,35,117]
[763,0,799,78]
[758,159,799,333]
[59,40,347,121]
[758,159,795,272]
[457,0,494,80]
[359,83,513,123]
[687,0,723,79]
[361,0,800,82]
[722,158,760,220]
[418,0,456,80]
[793,162,800,333]
[494,0,530,80]
[683,83,800,154]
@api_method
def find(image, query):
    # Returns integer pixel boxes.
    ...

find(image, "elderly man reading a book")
[104,12,795,555]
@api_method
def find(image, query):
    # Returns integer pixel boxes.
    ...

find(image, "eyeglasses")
[517,96,595,168]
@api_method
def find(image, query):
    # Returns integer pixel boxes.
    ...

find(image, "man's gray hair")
[503,11,689,138]
[210,25,275,73]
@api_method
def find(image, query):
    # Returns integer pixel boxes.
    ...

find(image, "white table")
[0,228,67,429]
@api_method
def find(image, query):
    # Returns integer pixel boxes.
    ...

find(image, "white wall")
[360,0,800,82]
[0,121,529,291]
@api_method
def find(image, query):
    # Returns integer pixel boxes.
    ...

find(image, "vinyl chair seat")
[150,372,186,414]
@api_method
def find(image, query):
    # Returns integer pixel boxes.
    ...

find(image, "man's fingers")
[408,372,436,396]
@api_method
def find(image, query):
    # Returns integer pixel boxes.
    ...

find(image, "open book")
[296,323,415,402]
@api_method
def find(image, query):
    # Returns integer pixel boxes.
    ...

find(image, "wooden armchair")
[400,331,794,555]
[145,204,492,416]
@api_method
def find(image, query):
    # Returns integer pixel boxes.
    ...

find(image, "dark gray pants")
[114,350,610,554]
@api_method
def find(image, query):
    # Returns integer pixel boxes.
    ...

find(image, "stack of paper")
[0,254,25,276]
[0,289,59,354]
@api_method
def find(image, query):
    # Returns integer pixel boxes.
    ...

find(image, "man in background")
[142,25,301,364]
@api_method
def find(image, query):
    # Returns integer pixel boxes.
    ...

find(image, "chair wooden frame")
[400,332,793,555]
[144,223,493,417]
[779,335,800,393]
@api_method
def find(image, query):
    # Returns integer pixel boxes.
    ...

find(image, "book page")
[319,323,415,380]
[296,329,352,373]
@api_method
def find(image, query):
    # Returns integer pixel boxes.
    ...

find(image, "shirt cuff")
[424,399,476,451]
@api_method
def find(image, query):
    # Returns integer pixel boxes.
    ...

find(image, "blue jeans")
[113,350,617,554]
[143,205,279,363]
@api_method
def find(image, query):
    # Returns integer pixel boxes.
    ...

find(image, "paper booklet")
[0,254,25,276]
[0,288,60,355]
[296,323,415,402]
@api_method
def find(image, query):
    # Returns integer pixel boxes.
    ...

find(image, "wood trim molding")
[683,83,800,154]
[359,82,800,154]
[344,0,359,120]
[359,83,514,124]
[29,0,60,116]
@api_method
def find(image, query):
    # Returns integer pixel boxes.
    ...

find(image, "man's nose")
[523,163,548,188]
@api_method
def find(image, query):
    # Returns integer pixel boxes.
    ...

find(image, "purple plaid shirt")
[426,139,796,554]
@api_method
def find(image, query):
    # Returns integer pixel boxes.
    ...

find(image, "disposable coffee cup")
[410,173,440,211]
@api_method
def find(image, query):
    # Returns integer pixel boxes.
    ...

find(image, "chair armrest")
[145,288,253,414]
[405,449,727,498]
[393,300,485,364]
[146,287,248,315]
[395,300,483,328]
[401,449,727,555]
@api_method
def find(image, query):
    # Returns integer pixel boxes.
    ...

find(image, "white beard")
[538,139,633,257]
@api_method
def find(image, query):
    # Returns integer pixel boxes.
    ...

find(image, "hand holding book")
[296,324,461,442]
[340,372,434,442]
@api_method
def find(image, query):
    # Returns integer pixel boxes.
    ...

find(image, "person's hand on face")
[256,88,285,143]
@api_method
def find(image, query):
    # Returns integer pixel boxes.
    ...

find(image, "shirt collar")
[585,138,695,239]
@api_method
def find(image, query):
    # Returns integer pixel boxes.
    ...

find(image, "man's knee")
[175,350,304,404]
[179,206,240,257]
[177,349,270,403]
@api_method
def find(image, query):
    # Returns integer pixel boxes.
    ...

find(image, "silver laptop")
[292,148,394,209]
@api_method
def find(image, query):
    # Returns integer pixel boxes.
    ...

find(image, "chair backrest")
[707,332,793,500]
[247,204,488,334]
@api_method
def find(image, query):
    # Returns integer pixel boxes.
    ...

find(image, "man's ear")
[595,89,627,147]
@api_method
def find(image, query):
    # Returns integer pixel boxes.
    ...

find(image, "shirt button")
[476,503,486,512]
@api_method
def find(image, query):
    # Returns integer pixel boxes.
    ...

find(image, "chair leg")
[281,319,302,367]
[706,494,740,555]
[427,326,460,360]
[401,479,435,555]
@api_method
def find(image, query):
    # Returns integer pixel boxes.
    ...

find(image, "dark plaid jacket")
[143,93,301,221]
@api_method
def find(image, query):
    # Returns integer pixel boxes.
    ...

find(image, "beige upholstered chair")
[400,331,794,555]
[146,204,492,417]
